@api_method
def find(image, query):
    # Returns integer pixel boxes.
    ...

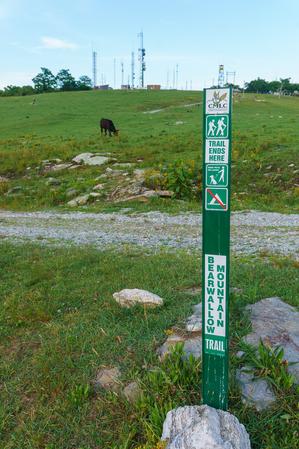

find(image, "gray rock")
[123,381,141,403]
[157,334,186,360]
[67,194,90,207]
[47,163,73,172]
[46,177,61,186]
[185,306,202,333]
[113,289,163,308]
[244,297,299,383]
[161,405,251,449]
[0,176,9,182]
[93,184,105,191]
[113,163,134,168]
[236,367,276,411]
[94,367,121,392]
[133,168,146,179]
[65,188,79,199]
[183,336,202,360]
[72,153,110,166]
[157,334,202,361]
[157,190,174,198]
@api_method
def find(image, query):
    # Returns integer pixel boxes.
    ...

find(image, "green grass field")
[0,243,298,449]
[1,90,299,448]
[0,90,298,212]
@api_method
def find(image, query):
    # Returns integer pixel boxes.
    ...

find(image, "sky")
[0,0,299,90]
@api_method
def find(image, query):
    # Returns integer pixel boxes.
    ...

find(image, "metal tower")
[92,51,97,88]
[131,52,135,89]
[121,61,124,86]
[176,64,179,89]
[226,71,236,86]
[218,64,225,88]
[138,31,146,88]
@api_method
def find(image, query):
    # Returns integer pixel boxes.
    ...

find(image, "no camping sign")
[202,87,232,410]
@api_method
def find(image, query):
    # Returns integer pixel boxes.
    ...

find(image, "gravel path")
[0,210,298,258]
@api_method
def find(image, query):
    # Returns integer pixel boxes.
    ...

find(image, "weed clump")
[145,160,201,200]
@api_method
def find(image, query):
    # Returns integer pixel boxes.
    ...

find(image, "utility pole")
[176,64,179,89]
[138,31,146,88]
[113,58,116,89]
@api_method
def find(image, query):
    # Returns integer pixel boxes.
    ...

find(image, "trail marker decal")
[206,164,228,187]
[206,115,228,138]
[205,188,228,211]
[202,87,232,410]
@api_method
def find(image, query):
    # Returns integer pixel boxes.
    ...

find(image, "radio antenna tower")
[176,64,179,89]
[113,58,116,88]
[121,61,124,86]
[138,31,146,88]
[226,71,236,86]
[131,52,135,89]
[218,64,225,88]
[92,51,97,88]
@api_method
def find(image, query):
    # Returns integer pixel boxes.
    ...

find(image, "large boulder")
[113,289,163,308]
[72,153,110,166]
[244,297,299,383]
[161,405,251,449]
[236,368,276,411]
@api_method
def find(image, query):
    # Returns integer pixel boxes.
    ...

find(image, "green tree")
[32,67,57,93]
[245,78,270,93]
[268,81,281,93]
[76,75,92,90]
[56,69,76,91]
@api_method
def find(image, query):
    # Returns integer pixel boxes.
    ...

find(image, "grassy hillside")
[0,90,298,212]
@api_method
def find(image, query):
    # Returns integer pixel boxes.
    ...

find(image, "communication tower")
[226,71,236,86]
[92,51,97,88]
[138,31,146,88]
[218,64,225,88]
[121,61,124,86]
[131,52,135,89]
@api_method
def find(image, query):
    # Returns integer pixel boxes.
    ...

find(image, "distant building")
[147,84,161,90]
[121,84,131,90]
[98,84,110,90]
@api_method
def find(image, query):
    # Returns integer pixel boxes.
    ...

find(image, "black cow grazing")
[100,118,119,136]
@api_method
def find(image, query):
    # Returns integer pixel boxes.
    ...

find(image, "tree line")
[244,77,299,95]
[1,69,299,97]
[0,67,92,97]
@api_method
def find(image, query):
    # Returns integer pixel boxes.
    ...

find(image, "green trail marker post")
[202,87,232,410]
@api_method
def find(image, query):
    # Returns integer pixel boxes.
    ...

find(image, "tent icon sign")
[205,188,228,211]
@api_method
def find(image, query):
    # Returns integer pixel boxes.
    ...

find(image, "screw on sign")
[202,87,232,410]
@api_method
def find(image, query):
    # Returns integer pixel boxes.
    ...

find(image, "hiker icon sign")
[206,115,229,139]
[205,188,228,211]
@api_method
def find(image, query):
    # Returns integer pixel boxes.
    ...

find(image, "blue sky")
[0,0,298,89]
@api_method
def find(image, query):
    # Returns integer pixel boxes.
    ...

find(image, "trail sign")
[205,188,228,211]
[202,87,232,410]
[206,165,228,187]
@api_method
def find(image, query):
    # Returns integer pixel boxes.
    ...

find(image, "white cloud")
[41,36,78,50]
